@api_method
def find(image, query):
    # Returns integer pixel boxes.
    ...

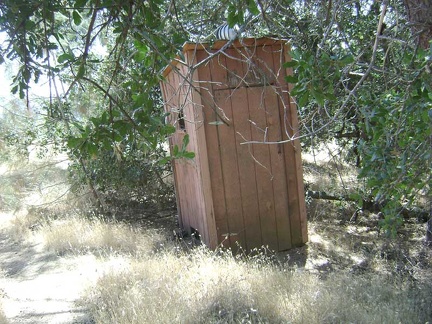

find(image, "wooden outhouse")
[160,37,307,252]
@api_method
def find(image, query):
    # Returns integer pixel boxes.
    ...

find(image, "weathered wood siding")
[161,38,307,251]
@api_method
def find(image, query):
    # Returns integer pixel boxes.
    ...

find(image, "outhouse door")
[203,85,305,251]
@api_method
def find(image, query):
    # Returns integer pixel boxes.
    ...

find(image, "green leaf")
[283,60,299,68]
[163,124,176,135]
[114,133,123,142]
[145,9,158,28]
[113,22,123,34]
[72,11,82,26]
[22,68,30,83]
[340,54,354,64]
[311,90,325,106]
[57,53,75,64]
[285,75,298,83]
[227,4,244,26]
[72,122,85,132]
[227,6,237,26]
[18,83,25,99]
[25,20,36,30]
[74,0,88,9]
[90,117,100,127]
[324,92,336,101]
[100,0,114,8]
[67,137,83,149]
[77,64,85,78]
[132,93,147,107]
[158,156,171,165]
[11,85,18,95]
[181,134,190,151]
[87,142,98,157]
[290,84,305,96]
[173,144,179,156]
[208,120,225,125]
[101,111,109,123]
[113,120,131,136]
[182,151,195,159]
[247,0,260,15]
[298,92,309,107]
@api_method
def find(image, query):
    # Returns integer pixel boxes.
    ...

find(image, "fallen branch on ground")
[306,190,429,222]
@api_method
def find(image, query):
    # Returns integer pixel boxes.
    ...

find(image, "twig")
[81,76,138,128]
[82,0,100,65]
[241,1,388,145]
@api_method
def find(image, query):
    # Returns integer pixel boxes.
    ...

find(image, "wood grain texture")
[160,38,307,251]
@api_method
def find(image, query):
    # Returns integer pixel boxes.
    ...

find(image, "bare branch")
[241,1,389,145]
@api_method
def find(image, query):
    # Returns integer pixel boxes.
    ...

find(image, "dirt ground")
[0,213,98,324]
[1,207,431,324]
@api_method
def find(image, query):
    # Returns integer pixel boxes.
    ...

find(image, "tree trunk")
[403,0,432,49]
[402,0,432,245]
[427,218,432,246]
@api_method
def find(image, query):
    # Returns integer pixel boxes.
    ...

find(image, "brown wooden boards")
[160,37,307,252]
[226,47,263,250]
[196,50,230,248]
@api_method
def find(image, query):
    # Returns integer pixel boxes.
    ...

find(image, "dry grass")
[73,144,431,323]
[0,305,8,324]
[1,146,431,324]
[81,245,431,324]
[40,216,165,256]
[0,305,9,324]
[9,204,430,323]
[0,153,69,211]
[0,270,8,324]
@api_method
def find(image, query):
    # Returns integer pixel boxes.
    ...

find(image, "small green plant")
[379,213,404,237]
[159,134,195,165]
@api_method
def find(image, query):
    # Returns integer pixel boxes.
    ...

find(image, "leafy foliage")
[0,0,187,209]
[273,1,431,234]
[358,46,432,233]
[0,0,430,233]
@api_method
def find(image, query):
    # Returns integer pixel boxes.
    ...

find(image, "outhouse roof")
[162,37,288,78]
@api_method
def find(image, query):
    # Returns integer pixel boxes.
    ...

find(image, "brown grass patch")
[82,245,431,324]
[40,216,165,256]
[2,145,431,324]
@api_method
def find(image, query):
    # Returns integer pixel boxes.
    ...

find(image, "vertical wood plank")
[214,88,246,251]
[196,50,230,248]
[247,86,279,251]
[263,86,293,250]
[275,43,308,245]
[160,73,184,229]
[186,50,219,249]
[175,66,193,233]
[211,50,246,250]
[281,43,308,244]
[225,48,262,251]
[254,44,293,250]
[173,71,190,231]
[180,53,209,244]
[180,61,210,241]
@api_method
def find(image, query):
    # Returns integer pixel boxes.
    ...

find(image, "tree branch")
[81,76,138,129]
[240,1,388,145]
[82,0,100,65]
